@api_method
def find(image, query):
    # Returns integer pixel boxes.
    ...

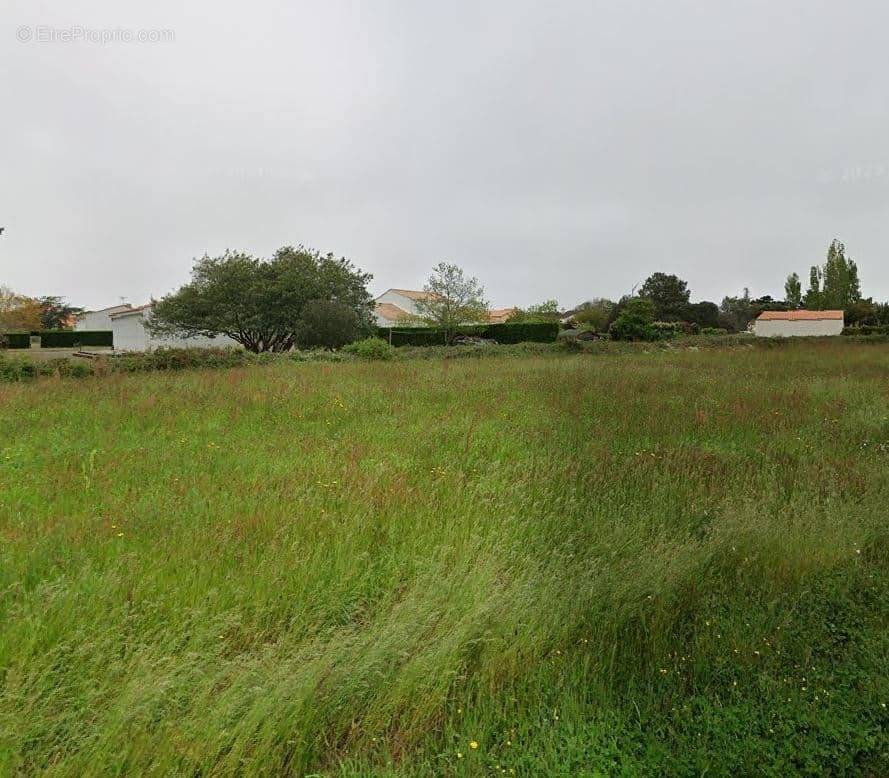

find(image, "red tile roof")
[386,288,439,301]
[374,302,411,322]
[757,310,844,321]
[487,307,517,323]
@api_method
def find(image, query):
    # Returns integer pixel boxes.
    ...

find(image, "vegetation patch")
[0,342,886,774]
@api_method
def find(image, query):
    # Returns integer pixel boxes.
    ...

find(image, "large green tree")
[37,296,83,330]
[0,286,42,334]
[784,273,802,308]
[149,246,374,352]
[639,273,691,320]
[718,289,754,332]
[803,239,861,309]
[413,262,489,345]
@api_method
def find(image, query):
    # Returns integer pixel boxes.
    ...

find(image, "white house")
[75,304,133,331]
[373,289,516,326]
[753,310,844,337]
[373,289,435,326]
[109,304,241,352]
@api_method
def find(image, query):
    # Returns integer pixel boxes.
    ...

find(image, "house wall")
[375,291,421,315]
[753,319,843,337]
[75,307,129,331]
[111,310,241,352]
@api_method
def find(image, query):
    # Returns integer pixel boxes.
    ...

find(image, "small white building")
[753,310,844,337]
[75,304,133,331]
[110,304,241,352]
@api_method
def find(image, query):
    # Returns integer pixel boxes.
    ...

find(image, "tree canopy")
[609,297,656,341]
[803,239,861,309]
[413,263,489,344]
[784,273,802,308]
[0,287,42,333]
[639,273,691,320]
[149,246,374,352]
[507,299,561,323]
[37,296,83,330]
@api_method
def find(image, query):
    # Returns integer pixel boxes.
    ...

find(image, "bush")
[296,300,363,350]
[1,330,113,348]
[843,324,889,336]
[701,327,729,336]
[652,321,682,339]
[0,356,37,381]
[3,333,32,349]
[377,321,559,347]
[609,298,657,341]
[114,347,254,373]
[343,337,394,360]
[41,330,113,348]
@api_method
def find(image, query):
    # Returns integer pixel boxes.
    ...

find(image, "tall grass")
[1,341,887,775]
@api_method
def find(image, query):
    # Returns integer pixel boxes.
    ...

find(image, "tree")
[683,301,720,329]
[413,262,489,345]
[804,266,822,309]
[295,299,361,349]
[0,286,42,333]
[149,246,374,353]
[639,273,691,320]
[820,239,860,308]
[803,239,861,309]
[609,297,656,341]
[37,296,83,329]
[784,273,802,308]
[718,289,754,332]
[571,298,614,332]
[508,299,561,323]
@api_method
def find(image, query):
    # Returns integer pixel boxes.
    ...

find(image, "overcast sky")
[2,1,888,310]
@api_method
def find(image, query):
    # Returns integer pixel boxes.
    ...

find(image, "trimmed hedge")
[843,325,889,336]
[1,330,113,348]
[2,333,32,349]
[377,321,559,346]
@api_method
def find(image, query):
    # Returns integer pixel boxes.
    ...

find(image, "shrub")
[0,356,37,381]
[0,330,113,348]
[378,321,559,347]
[296,300,364,350]
[701,327,729,336]
[843,324,889,336]
[40,330,113,348]
[609,298,657,341]
[343,337,394,360]
[3,333,32,349]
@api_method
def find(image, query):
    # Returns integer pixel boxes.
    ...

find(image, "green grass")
[1,341,887,775]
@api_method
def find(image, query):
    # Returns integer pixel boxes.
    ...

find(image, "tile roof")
[374,302,411,322]
[386,288,439,301]
[757,310,844,321]
[109,303,153,318]
[487,307,517,323]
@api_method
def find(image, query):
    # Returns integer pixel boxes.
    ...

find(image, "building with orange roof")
[753,309,844,337]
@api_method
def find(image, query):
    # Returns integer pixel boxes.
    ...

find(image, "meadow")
[1,341,887,775]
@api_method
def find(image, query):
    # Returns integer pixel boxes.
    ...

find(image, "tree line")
[511,238,888,338]
[3,237,887,352]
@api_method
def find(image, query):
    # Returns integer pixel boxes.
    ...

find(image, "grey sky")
[3,0,888,311]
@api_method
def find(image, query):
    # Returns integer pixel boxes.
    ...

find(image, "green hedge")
[2,330,113,348]
[2,333,32,349]
[377,321,559,347]
[843,325,889,336]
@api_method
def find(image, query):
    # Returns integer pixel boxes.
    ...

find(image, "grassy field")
[1,341,887,775]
